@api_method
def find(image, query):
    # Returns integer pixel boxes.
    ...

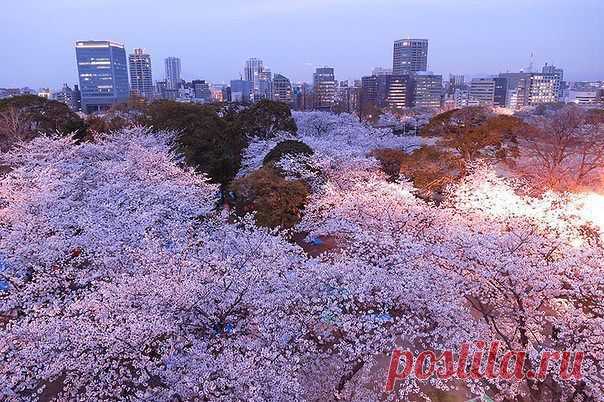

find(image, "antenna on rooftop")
[527,52,535,73]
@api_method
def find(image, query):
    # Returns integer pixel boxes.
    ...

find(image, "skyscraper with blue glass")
[75,40,130,113]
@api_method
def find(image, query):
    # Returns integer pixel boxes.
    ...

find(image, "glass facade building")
[165,57,182,90]
[75,41,129,113]
[313,67,336,111]
[393,39,428,75]
[128,48,154,100]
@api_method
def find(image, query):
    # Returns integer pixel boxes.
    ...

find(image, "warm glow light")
[578,193,604,231]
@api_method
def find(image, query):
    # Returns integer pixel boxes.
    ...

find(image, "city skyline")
[1,0,603,88]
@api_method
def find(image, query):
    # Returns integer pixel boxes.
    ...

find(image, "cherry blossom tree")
[1,118,603,401]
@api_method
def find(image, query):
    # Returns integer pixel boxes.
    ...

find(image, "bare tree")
[518,106,604,191]
[0,105,34,152]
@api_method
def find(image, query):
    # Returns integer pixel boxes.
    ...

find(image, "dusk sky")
[1,0,603,88]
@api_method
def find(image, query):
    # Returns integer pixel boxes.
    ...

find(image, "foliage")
[516,105,604,191]
[237,99,297,139]
[369,148,407,181]
[422,107,524,170]
[371,146,459,200]
[141,101,248,186]
[262,140,314,167]
[228,166,309,229]
[400,145,458,193]
[0,95,85,151]
[1,115,603,401]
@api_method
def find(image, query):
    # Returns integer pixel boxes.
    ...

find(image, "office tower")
[244,58,264,91]
[332,80,354,112]
[499,72,530,109]
[210,84,225,103]
[360,75,378,111]
[447,74,465,95]
[230,79,253,104]
[75,40,130,113]
[413,72,442,108]
[361,74,412,111]
[292,82,314,111]
[469,78,496,106]
[499,71,557,109]
[393,38,428,75]
[272,74,293,104]
[468,78,506,107]
[385,75,412,109]
[453,88,470,108]
[313,67,336,111]
[527,73,558,105]
[165,57,181,90]
[493,77,508,107]
[156,80,177,100]
[542,63,564,101]
[53,83,76,110]
[128,48,154,100]
[191,80,211,101]
[222,86,232,103]
[257,69,273,100]
[449,74,465,88]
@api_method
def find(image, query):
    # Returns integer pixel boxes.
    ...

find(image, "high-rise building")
[469,78,496,106]
[313,67,336,111]
[384,75,412,110]
[393,39,428,75]
[230,79,253,104]
[165,57,181,90]
[360,75,378,110]
[413,72,442,109]
[293,82,314,111]
[156,80,177,100]
[499,72,530,110]
[191,80,211,101]
[257,69,273,101]
[128,48,154,100]
[210,86,224,103]
[493,77,508,107]
[499,71,557,108]
[361,74,412,111]
[527,73,558,105]
[53,83,77,110]
[449,74,465,88]
[244,58,264,91]
[542,63,564,101]
[75,40,130,113]
[453,88,470,108]
[272,74,293,104]
[468,77,507,107]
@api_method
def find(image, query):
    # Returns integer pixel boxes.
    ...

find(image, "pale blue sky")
[1,0,603,88]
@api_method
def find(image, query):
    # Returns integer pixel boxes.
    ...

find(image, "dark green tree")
[262,140,314,166]
[237,99,297,139]
[0,95,85,136]
[141,101,247,186]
